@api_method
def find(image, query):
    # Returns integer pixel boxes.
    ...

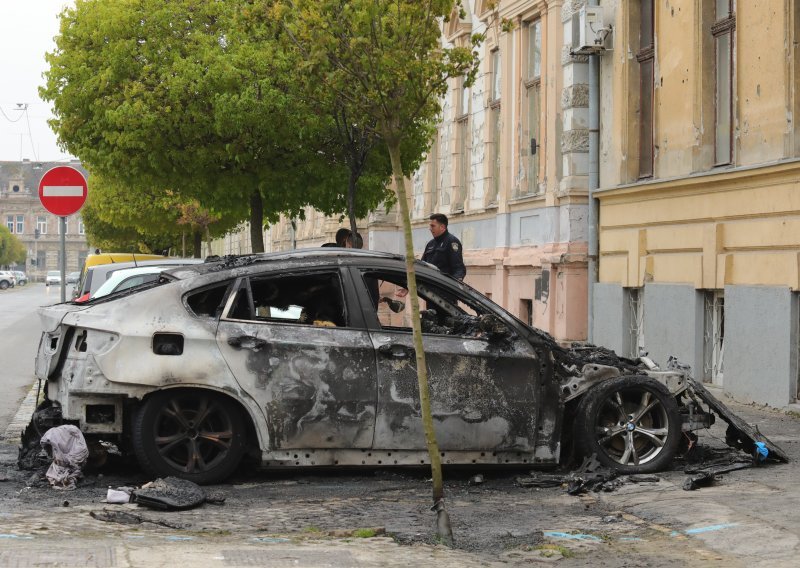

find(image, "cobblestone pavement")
[1,383,798,566]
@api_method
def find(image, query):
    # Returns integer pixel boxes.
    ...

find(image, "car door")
[216,268,377,451]
[354,267,542,452]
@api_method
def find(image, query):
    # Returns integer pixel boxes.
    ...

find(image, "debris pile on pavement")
[40,425,88,490]
[102,476,226,511]
[515,454,662,495]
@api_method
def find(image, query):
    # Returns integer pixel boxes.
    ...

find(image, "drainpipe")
[587,0,600,343]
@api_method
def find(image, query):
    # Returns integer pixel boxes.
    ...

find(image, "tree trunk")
[205,226,212,257]
[249,191,265,253]
[348,170,359,246]
[181,231,186,258]
[192,231,202,258]
[386,138,452,545]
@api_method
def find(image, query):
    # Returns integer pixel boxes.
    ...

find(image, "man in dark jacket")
[422,214,466,280]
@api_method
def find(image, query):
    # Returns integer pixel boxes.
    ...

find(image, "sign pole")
[60,216,67,303]
[37,166,88,303]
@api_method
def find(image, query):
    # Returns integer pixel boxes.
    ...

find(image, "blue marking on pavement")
[544,531,603,542]
[252,537,291,543]
[684,523,738,535]
[619,537,643,541]
[0,534,34,539]
[165,536,194,541]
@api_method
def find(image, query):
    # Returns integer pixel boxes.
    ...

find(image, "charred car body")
[28,250,785,484]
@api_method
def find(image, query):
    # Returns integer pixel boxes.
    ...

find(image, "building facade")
[592,0,800,406]
[0,160,91,279]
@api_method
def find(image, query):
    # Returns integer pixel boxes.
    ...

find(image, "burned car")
[28,250,784,484]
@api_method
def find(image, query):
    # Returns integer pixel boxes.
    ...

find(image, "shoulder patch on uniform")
[451,242,460,252]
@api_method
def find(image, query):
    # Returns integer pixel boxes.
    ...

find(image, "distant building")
[0,160,90,279]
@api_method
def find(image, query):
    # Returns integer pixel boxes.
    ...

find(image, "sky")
[0,1,74,162]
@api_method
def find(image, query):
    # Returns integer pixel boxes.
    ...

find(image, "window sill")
[508,193,545,205]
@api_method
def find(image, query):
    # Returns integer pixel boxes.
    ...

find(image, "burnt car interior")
[186,283,231,318]
[361,269,509,339]
[229,272,348,327]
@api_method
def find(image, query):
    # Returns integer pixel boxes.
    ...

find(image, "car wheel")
[132,390,246,484]
[573,376,681,474]
[0,281,8,290]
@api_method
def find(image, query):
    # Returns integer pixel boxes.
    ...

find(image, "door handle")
[228,335,266,351]
[378,343,413,359]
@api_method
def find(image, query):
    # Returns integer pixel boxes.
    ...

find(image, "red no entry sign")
[38,166,88,216]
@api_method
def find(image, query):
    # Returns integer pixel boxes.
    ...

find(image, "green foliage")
[42,0,395,247]
[81,172,241,255]
[0,225,27,266]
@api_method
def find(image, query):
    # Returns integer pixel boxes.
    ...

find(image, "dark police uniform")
[422,231,466,280]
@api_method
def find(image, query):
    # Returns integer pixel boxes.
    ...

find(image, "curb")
[1,380,40,445]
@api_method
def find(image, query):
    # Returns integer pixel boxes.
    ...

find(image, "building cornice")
[596,159,800,204]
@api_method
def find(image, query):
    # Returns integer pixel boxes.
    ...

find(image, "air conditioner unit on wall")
[571,5,612,55]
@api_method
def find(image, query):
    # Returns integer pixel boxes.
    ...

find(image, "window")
[704,291,725,385]
[429,130,441,209]
[520,299,533,326]
[361,269,498,337]
[37,216,47,235]
[227,272,348,328]
[521,19,542,196]
[459,75,470,118]
[713,0,735,165]
[456,118,469,209]
[627,288,645,358]
[637,0,655,178]
[78,218,85,235]
[37,251,46,269]
[12,185,19,192]
[489,49,502,204]
[188,284,229,318]
[16,215,23,234]
[6,215,13,233]
[491,49,502,102]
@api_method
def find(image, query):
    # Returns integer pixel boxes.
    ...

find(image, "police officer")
[422,214,466,280]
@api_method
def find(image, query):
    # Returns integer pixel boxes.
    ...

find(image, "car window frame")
[220,267,365,330]
[351,266,507,339]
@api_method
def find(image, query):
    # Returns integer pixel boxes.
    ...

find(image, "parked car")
[66,271,81,285]
[13,271,28,286]
[73,258,204,301]
[91,266,175,300]
[31,250,783,484]
[0,271,16,289]
[45,271,61,286]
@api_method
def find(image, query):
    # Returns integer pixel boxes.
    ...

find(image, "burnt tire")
[132,390,246,484]
[574,376,681,474]
[0,280,8,290]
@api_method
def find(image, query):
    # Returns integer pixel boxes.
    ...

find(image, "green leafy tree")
[280,0,485,543]
[0,226,27,267]
[42,0,391,252]
[82,173,241,256]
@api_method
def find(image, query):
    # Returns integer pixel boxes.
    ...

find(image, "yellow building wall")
[598,0,800,292]
[598,164,800,290]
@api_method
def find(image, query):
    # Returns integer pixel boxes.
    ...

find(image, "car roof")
[168,249,413,278]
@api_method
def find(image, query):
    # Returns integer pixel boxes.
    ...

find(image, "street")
[0,283,63,433]
[1,283,800,566]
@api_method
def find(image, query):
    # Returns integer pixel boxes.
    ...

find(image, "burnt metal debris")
[134,477,208,511]
[683,460,753,491]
